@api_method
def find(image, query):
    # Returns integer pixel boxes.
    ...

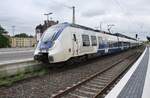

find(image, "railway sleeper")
[84,84,104,90]
[89,81,109,86]
[73,89,97,97]
[92,79,111,84]
[69,89,94,98]
[86,83,105,88]
[81,86,100,91]
[98,74,114,77]
[96,77,113,81]
[68,93,88,98]
[79,86,100,93]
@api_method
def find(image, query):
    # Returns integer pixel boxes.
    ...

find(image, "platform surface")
[0,48,34,65]
[105,46,150,98]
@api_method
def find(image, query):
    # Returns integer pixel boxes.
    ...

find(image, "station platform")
[105,46,150,98]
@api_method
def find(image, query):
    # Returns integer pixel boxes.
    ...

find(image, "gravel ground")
[0,47,144,98]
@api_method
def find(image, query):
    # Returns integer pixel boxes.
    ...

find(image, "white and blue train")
[34,22,140,64]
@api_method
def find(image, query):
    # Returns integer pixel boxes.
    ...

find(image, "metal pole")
[72,6,75,24]
[12,26,15,36]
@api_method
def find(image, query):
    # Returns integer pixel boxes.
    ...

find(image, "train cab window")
[82,35,90,46]
[91,36,97,46]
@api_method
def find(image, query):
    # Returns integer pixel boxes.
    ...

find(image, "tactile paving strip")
[118,48,149,98]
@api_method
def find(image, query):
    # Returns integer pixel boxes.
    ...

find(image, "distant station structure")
[35,20,59,42]
[11,37,36,48]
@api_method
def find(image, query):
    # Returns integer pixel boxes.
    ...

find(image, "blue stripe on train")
[40,23,69,50]
[108,48,122,53]
[40,41,52,50]
[98,43,108,49]
[97,49,105,54]
[52,23,69,41]
[97,47,122,55]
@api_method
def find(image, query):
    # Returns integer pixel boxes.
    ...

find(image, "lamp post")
[44,12,53,21]
[44,12,53,27]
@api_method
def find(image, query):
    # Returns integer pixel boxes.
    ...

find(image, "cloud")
[0,0,149,40]
[82,9,105,17]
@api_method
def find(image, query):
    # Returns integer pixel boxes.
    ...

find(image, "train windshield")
[41,25,60,42]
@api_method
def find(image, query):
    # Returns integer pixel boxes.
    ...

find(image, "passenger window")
[82,35,90,46]
[91,36,97,46]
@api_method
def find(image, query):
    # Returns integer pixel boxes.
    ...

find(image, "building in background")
[35,20,59,42]
[11,37,36,48]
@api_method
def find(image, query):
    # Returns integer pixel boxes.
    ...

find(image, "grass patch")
[0,68,48,87]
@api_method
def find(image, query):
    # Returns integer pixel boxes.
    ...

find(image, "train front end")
[34,23,69,63]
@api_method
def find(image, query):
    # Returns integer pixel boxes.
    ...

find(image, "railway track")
[51,52,141,98]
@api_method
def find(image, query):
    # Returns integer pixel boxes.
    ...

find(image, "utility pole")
[12,25,15,36]
[65,6,75,24]
[72,6,75,24]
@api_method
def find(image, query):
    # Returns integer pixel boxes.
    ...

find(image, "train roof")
[113,33,137,40]
[70,23,112,34]
[62,22,137,41]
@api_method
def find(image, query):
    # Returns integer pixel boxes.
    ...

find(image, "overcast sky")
[0,0,150,40]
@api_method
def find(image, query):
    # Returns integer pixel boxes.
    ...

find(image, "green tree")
[0,33,10,48]
[0,25,7,34]
[14,33,33,38]
[0,25,10,48]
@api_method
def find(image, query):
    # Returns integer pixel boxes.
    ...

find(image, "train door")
[104,37,109,53]
[72,33,78,56]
